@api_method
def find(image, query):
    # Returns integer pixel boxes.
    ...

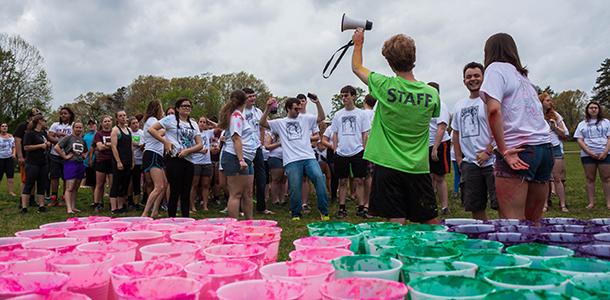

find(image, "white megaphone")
[341,13,373,32]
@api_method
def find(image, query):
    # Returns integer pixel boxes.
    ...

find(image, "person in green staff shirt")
[351,27,441,225]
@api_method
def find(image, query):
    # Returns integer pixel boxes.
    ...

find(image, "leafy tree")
[592,58,610,108]
[63,92,115,124]
[553,89,588,135]
[328,87,366,119]
[0,34,52,127]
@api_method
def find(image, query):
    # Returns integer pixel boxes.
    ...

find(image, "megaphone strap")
[322,40,354,79]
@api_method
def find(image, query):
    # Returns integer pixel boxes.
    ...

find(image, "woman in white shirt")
[480,33,553,223]
[574,101,610,210]
[141,100,167,218]
[0,123,16,196]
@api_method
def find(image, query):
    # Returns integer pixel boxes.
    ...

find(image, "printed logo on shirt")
[341,116,357,136]
[179,127,196,148]
[286,121,303,141]
[132,135,141,144]
[460,105,481,138]
[245,112,259,131]
[586,123,607,139]
[72,143,84,154]
[505,79,543,122]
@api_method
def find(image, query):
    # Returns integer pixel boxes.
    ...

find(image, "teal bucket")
[401,260,478,283]
[460,253,532,275]
[401,224,448,233]
[356,222,402,232]
[566,274,610,299]
[331,254,403,281]
[407,275,495,300]
[366,236,425,257]
[307,221,355,235]
[441,239,504,255]
[542,257,610,277]
[310,228,362,254]
[486,290,575,300]
[414,231,468,245]
[397,245,461,266]
[484,267,570,293]
[505,243,574,269]
[361,229,415,253]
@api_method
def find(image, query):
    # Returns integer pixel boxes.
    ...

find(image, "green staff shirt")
[365,72,440,174]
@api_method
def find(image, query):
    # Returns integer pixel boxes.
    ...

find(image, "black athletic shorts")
[0,157,15,180]
[142,151,165,172]
[95,159,113,174]
[49,154,64,179]
[429,140,451,176]
[369,164,438,222]
[334,150,367,179]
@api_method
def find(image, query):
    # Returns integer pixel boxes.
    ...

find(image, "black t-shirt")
[23,130,48,165]
[13,122,27,155]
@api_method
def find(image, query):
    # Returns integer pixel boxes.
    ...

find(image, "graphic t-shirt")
[451,97,494,167]
[268,114,319,166]
[574,118,610,157]
[244,106,263,149]
[143,117,164,156]
[192,129,215,165]
[331,107,371,157]
[0,135,15,159]
[83,131,96,166]
[547,112,569,147]
[266,131,283,159]
[23,130,48,165]
[323,126,334,148]
[58,135,88,162]
[131,129,144,165]
[363,108,375,128]
[428,101,451,146]
[480,62,551,149]
[366,72,440,173]
[223,110,258,162]
[94,130,112,162]
[159,115,200,162]
[49,122,73,156]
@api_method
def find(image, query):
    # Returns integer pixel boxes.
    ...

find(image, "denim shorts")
[581,155,610,165]
[268,157,283,170]
[494,143,554,183]
[551,145,563,159]
[221,151,253,176]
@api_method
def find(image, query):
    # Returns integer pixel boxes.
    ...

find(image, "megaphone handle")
[322,40,355,79]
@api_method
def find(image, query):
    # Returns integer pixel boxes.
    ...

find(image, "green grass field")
[0,141,608,261]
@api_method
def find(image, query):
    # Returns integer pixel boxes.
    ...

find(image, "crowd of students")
[1,30,609,223]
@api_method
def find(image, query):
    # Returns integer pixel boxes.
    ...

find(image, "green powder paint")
[506,243,574,257]
[461,253,519,267]
[409,275,494,297]
[486,290,574,300]
[543,257,610,273]
[401,224,448,232]
[332,255,394,272]
[486,268,568,286]
[442,239,504,254]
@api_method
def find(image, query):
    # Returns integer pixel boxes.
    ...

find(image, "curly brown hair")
[382,34,416,72]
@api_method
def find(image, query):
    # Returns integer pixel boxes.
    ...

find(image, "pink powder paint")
[292,236,352,251]
[109,260,184,297]
[320,277,408,300]
[288,248,354,263]
[15,229,67,240]
[215,279,304,300]
[40,221,85,231]
[0,237,31,252]
[0,249,54,275]
[115,276,202,300]
[65,229,117,242]
[87,221,132,232]
[46,252,114,300]
[8,290,92,299]
[68,216,112,224]
[259,261,334,300]
[225,234,280,264]
[232,220,278,228]
[0,272,69,298]
[22,238,81,254]
[202,244,267,270]
[112,231,164,261]
[139,242,200,267]
[76,240,138,266]
[184,259,258,299]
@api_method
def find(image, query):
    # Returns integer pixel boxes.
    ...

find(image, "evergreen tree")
[592,58,610,108]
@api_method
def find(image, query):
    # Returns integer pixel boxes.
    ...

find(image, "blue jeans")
[285,159,329,217]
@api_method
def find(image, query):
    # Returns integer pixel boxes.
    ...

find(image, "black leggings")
[110,163,131,198]
[166,157,194,217]
[0,157,15,180]
[22,163,48,195]
[130,165,142,196]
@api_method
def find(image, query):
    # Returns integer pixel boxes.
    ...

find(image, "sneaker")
[291,216,301,221]
[321,214,330,221]
[219,207,228,214]
[302,204,311,214]
[161,204,168,211]
[356,210,371,219]
[441,207,450,215]
[38,206,47,213]
[20,207,27,214]
[335,209,348,219]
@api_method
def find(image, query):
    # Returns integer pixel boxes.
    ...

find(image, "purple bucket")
[544,225,600,234]
[589,218,610,226]
[578,244,610,260]
[538,232,593,250]
[594,233,610,244]
[451,224,496,238]
[497,225,544,235]
[441,218,483,227]
[486,219,533,227]
[485,232,536,247]
[540,217,586,226]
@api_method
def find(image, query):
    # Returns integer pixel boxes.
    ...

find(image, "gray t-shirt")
[58,135,88,162]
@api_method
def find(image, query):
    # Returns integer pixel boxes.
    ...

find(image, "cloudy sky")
[1,0,609,112]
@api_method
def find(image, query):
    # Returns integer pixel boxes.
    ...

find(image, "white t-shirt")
[323,126,334,147]
[0,135,15,159]
[266,131,283,159]
[547,112,569,147]
[363,109,375,128]
[192,129,214,165]
[451,97,495,167]
[480,62,551,149]
[131,129,144,165]
[574,118,610,157]
[269,114,319,166]
[223,110,258,162]
[331,108,371,157]
[244,106,263,149]
[144,117,164,155]
[159,115,201,163]
[428,101,451,147]
[49,122,73,156]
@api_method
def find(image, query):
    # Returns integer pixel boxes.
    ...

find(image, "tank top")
[115,126,133,165]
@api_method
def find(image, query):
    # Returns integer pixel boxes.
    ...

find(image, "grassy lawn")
[0,141,608,261]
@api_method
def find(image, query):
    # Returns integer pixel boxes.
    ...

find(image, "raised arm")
[260,98,275,129]
[308,94,325,123]
[351,28,370,85]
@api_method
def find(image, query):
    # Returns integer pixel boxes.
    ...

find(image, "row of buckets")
[1,216,610,299]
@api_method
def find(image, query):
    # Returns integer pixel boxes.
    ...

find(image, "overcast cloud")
[1,0,609,112]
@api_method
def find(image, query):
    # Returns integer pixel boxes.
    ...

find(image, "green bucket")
[542,257,610,277]
[441,239,504,255]
[311,228,362,254]
[331,254,403,281]
[566,274,610,299]
[460,253,532,275]
[505,243,574,269]
[486,290,575,300]
[484,267,570,293]
[407,275,495,300]
[401,260,478,283]
[356,222,402,232]
[366,236,425,257]
[401,224,448,233]
[307,221,355,235]
[361,229,415,253]
[415,231,468,245]
[397,245,461,266]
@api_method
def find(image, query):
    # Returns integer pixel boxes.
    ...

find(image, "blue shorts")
[221,152,253,176]
[494,143,554,183]
[581,155,610,165]
[142,150,165,172]
[268,157,283,170]
[551,145,563,159]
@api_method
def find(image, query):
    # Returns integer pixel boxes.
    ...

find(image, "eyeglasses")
[180,105,192,109]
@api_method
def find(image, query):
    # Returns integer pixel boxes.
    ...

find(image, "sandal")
[586,203,595,210]
[561,206,569,212]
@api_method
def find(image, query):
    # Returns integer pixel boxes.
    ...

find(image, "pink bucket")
[40,221,85,231]
[230,226,282,240]
[319,277,408,300]
[46,252,113,300]
[215,279,304,300]
[0,272,69,299]
[68,216,112,224]
[184,259,258,300]
[293,236,352,251]
[202,244,266,270]
[232,220,278,228]
[0,250,54,275]
[131,224,179,242]
[65,229,117,242]
[87,221,132,232]
[170,231,224,249]
[179,224,226,237]
[224,234,280,264]
[15,229,66,239]
[113,217,153,224]
[109,260,183,297]
[153,217,195,226]
[259,261,335,300]
[139,242,200,267]
[116,276,202,300]
[7,291,92,300]
[112,231,164,261]
[0,238,31,252]
[195,218,237,229]
[22,238,81,254]
[289,248,354,263]
[77,240,138,265]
